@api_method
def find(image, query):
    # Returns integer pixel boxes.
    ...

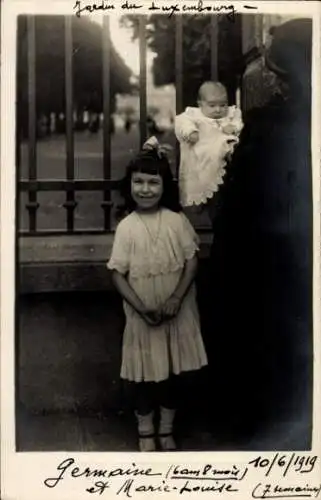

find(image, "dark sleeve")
[217,107,266,229]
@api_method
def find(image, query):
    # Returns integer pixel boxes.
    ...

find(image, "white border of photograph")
[1,1,321,499]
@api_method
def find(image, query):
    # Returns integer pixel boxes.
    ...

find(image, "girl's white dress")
[107,208,208,382]
[175,106,243,206]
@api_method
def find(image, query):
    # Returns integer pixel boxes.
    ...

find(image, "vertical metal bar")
[139,16,147,148]
[175,15,183,114]
[102,15,111,231]
[210,15,218,80]
[15,116,21,172]
[27,16,38,231]
[64,16,76,232]
[16,24,21,175]
[236,86,241,108]
[175,15,183,177]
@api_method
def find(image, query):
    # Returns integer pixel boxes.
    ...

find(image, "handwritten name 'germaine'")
[44,458,162,489]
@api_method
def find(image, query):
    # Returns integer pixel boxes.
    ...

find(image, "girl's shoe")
[159,433,176,451]
[135,411,156,452]
[158,407,177,451]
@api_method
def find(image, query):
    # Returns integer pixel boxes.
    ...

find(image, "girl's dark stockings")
[134,376,177,416]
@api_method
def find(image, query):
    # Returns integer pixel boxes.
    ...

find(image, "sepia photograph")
[10,7,315,455]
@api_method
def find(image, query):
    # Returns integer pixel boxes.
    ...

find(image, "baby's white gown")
[175,106,243,206]
[107,209,208,382]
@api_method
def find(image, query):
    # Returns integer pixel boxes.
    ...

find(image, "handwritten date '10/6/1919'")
[249,454,318,477]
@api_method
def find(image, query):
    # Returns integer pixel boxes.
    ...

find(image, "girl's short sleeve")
[178,212,200,260]
[107,219,131,275]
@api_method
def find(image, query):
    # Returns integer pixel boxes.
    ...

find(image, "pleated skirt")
[120,271,208,382]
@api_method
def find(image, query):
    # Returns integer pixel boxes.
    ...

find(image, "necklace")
[136,209,162,248]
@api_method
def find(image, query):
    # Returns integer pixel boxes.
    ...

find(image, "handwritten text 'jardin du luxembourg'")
[74,0,258,20]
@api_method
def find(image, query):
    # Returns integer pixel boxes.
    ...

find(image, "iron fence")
[18,15,220,235]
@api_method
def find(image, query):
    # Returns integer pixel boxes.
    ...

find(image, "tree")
[121,15,242,108]
[17,15,133,136]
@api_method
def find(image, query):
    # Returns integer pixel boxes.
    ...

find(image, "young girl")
[175,81,243,209]
[107,139,208,452]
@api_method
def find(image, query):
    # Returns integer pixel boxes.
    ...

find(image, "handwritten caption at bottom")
[43,455,320,498]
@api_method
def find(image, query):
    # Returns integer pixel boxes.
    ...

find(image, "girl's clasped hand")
[140,294,182,326]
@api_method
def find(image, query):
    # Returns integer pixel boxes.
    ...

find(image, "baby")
[175,81,243,207]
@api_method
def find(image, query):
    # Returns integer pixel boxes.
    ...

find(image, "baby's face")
[199,90,228,119]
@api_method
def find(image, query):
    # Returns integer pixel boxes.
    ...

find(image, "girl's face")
[131,171,163,211]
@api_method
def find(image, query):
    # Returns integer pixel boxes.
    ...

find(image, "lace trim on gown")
[180,161,227,206]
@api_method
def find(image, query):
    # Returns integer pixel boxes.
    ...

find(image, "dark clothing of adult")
[208,93,313,435]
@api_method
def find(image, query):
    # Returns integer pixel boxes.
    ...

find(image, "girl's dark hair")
[118,148,182,214]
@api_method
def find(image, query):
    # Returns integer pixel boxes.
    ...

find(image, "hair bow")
[142,136,173,158]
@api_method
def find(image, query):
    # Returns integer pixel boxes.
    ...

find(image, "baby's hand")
[222,123,237,135]
[186,131,199,144]
[161,295,182,320]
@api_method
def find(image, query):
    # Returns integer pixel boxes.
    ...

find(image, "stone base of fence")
[18,233,213,293]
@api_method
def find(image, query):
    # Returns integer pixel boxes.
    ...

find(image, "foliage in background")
[17,16,133,135]
[121,14,243,107]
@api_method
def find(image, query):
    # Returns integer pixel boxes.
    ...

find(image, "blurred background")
[17,13,284,232]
